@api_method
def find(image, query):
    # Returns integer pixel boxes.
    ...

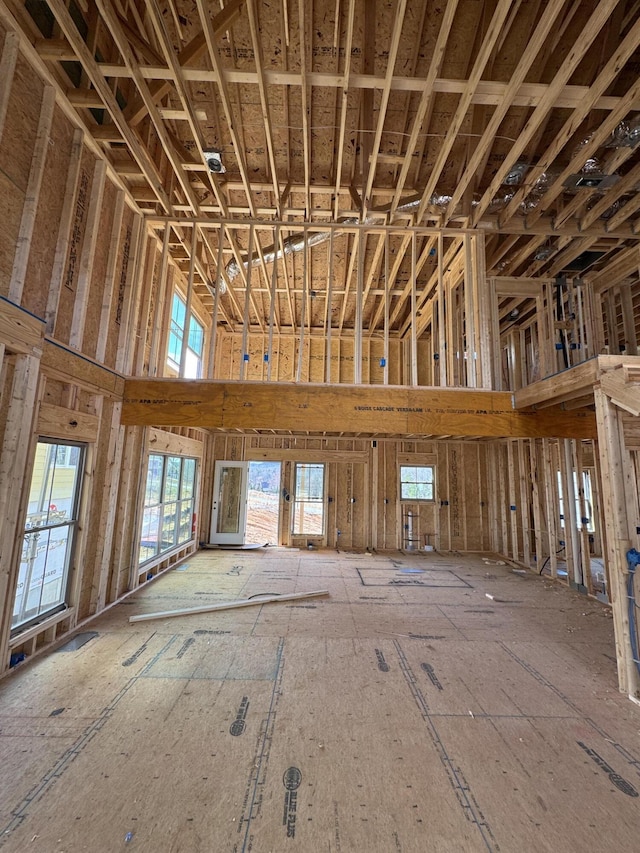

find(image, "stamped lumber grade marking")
[394,641,498,852]
[500,643,640,777]
[577,742,639,796]
[122,631,156,666]
[282,766,302,837]
[375,648,390,672]
[176,637,195,658]
[235,637,286,853]
[410,634,445,640]
[421,662,444,690]
[230,696,250,736]
[333,801,342,852]
[0,636,178,843]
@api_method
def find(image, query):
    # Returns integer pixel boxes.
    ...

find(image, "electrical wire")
[626,548,640,676]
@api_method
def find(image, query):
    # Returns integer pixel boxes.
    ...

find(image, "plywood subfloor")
[1,550,639,852]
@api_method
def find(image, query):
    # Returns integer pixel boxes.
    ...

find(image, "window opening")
[399,465,435,501]
[139,454,197,564]
[167,292,204,378]
[292,463,325,535]
[13,441,84,631]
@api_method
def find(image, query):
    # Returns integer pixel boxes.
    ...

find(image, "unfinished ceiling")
[10,0,640,332]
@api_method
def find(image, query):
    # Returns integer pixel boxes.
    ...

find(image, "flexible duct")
[224,196,452,282]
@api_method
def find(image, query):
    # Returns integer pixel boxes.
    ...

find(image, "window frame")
[12,439,85,633]
[166,291,205,379]
[139,453,198,565]
[399,464,435,502]
[292,462,326,536]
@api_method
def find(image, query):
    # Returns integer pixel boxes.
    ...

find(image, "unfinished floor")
[0,549,638,853]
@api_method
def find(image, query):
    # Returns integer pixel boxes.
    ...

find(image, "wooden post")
[92,403,125,611]
[594,387,640,696]
[438,233,447,386]
[325,231,334,384]
[563,439,582,586]
[383,232,390,385]
[541,438,559,578]
[209,226,224,380]
[266,225,279,382]
[410,232,418,386]
[296,229,307,383]
[355,229,364,384]
[0,355,41,671]
[463,234,477,387]
[240,224,253,381]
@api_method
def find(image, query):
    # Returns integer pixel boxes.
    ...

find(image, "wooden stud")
[594,387,640,696]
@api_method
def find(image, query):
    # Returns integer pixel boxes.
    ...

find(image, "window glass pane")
[164,457,181,502]
[139,506,160,563]
[400,466,434,501]
[296,464,324,499]
[14,442,83,630]
[167,329,182,365]
[172,293,186,326]
[139,454,198,565]
[145,455,164,505]
[181,458,196,499]
[188,316,204,355]
[161,502,178,550]
[293,464,324,535]
[178,499,194,544]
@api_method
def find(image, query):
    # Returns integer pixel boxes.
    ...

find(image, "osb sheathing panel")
[133,238,160,376]
[0,52,43,193]
[104,206,136,371]
[0,50,45,295]
[21,106,75,319]
[214,333,405,385]
[0,171,23,296]
[53,148,97,345]
[81,179,118,361]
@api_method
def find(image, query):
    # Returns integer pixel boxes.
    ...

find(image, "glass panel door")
[209,461,248,544]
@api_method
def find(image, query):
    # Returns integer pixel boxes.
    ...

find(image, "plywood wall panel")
[0,53,42,194]
[104,207,136,371]
[82,179,118,360]
[0,171,23,295]
[20,106,75,319]
[53,149,96,344]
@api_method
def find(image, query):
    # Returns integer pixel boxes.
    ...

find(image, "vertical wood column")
[463,235,477,387]
[594,388,640,696]
[0,355,42,670]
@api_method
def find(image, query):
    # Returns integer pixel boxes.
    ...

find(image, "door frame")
[209,461,248,545]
